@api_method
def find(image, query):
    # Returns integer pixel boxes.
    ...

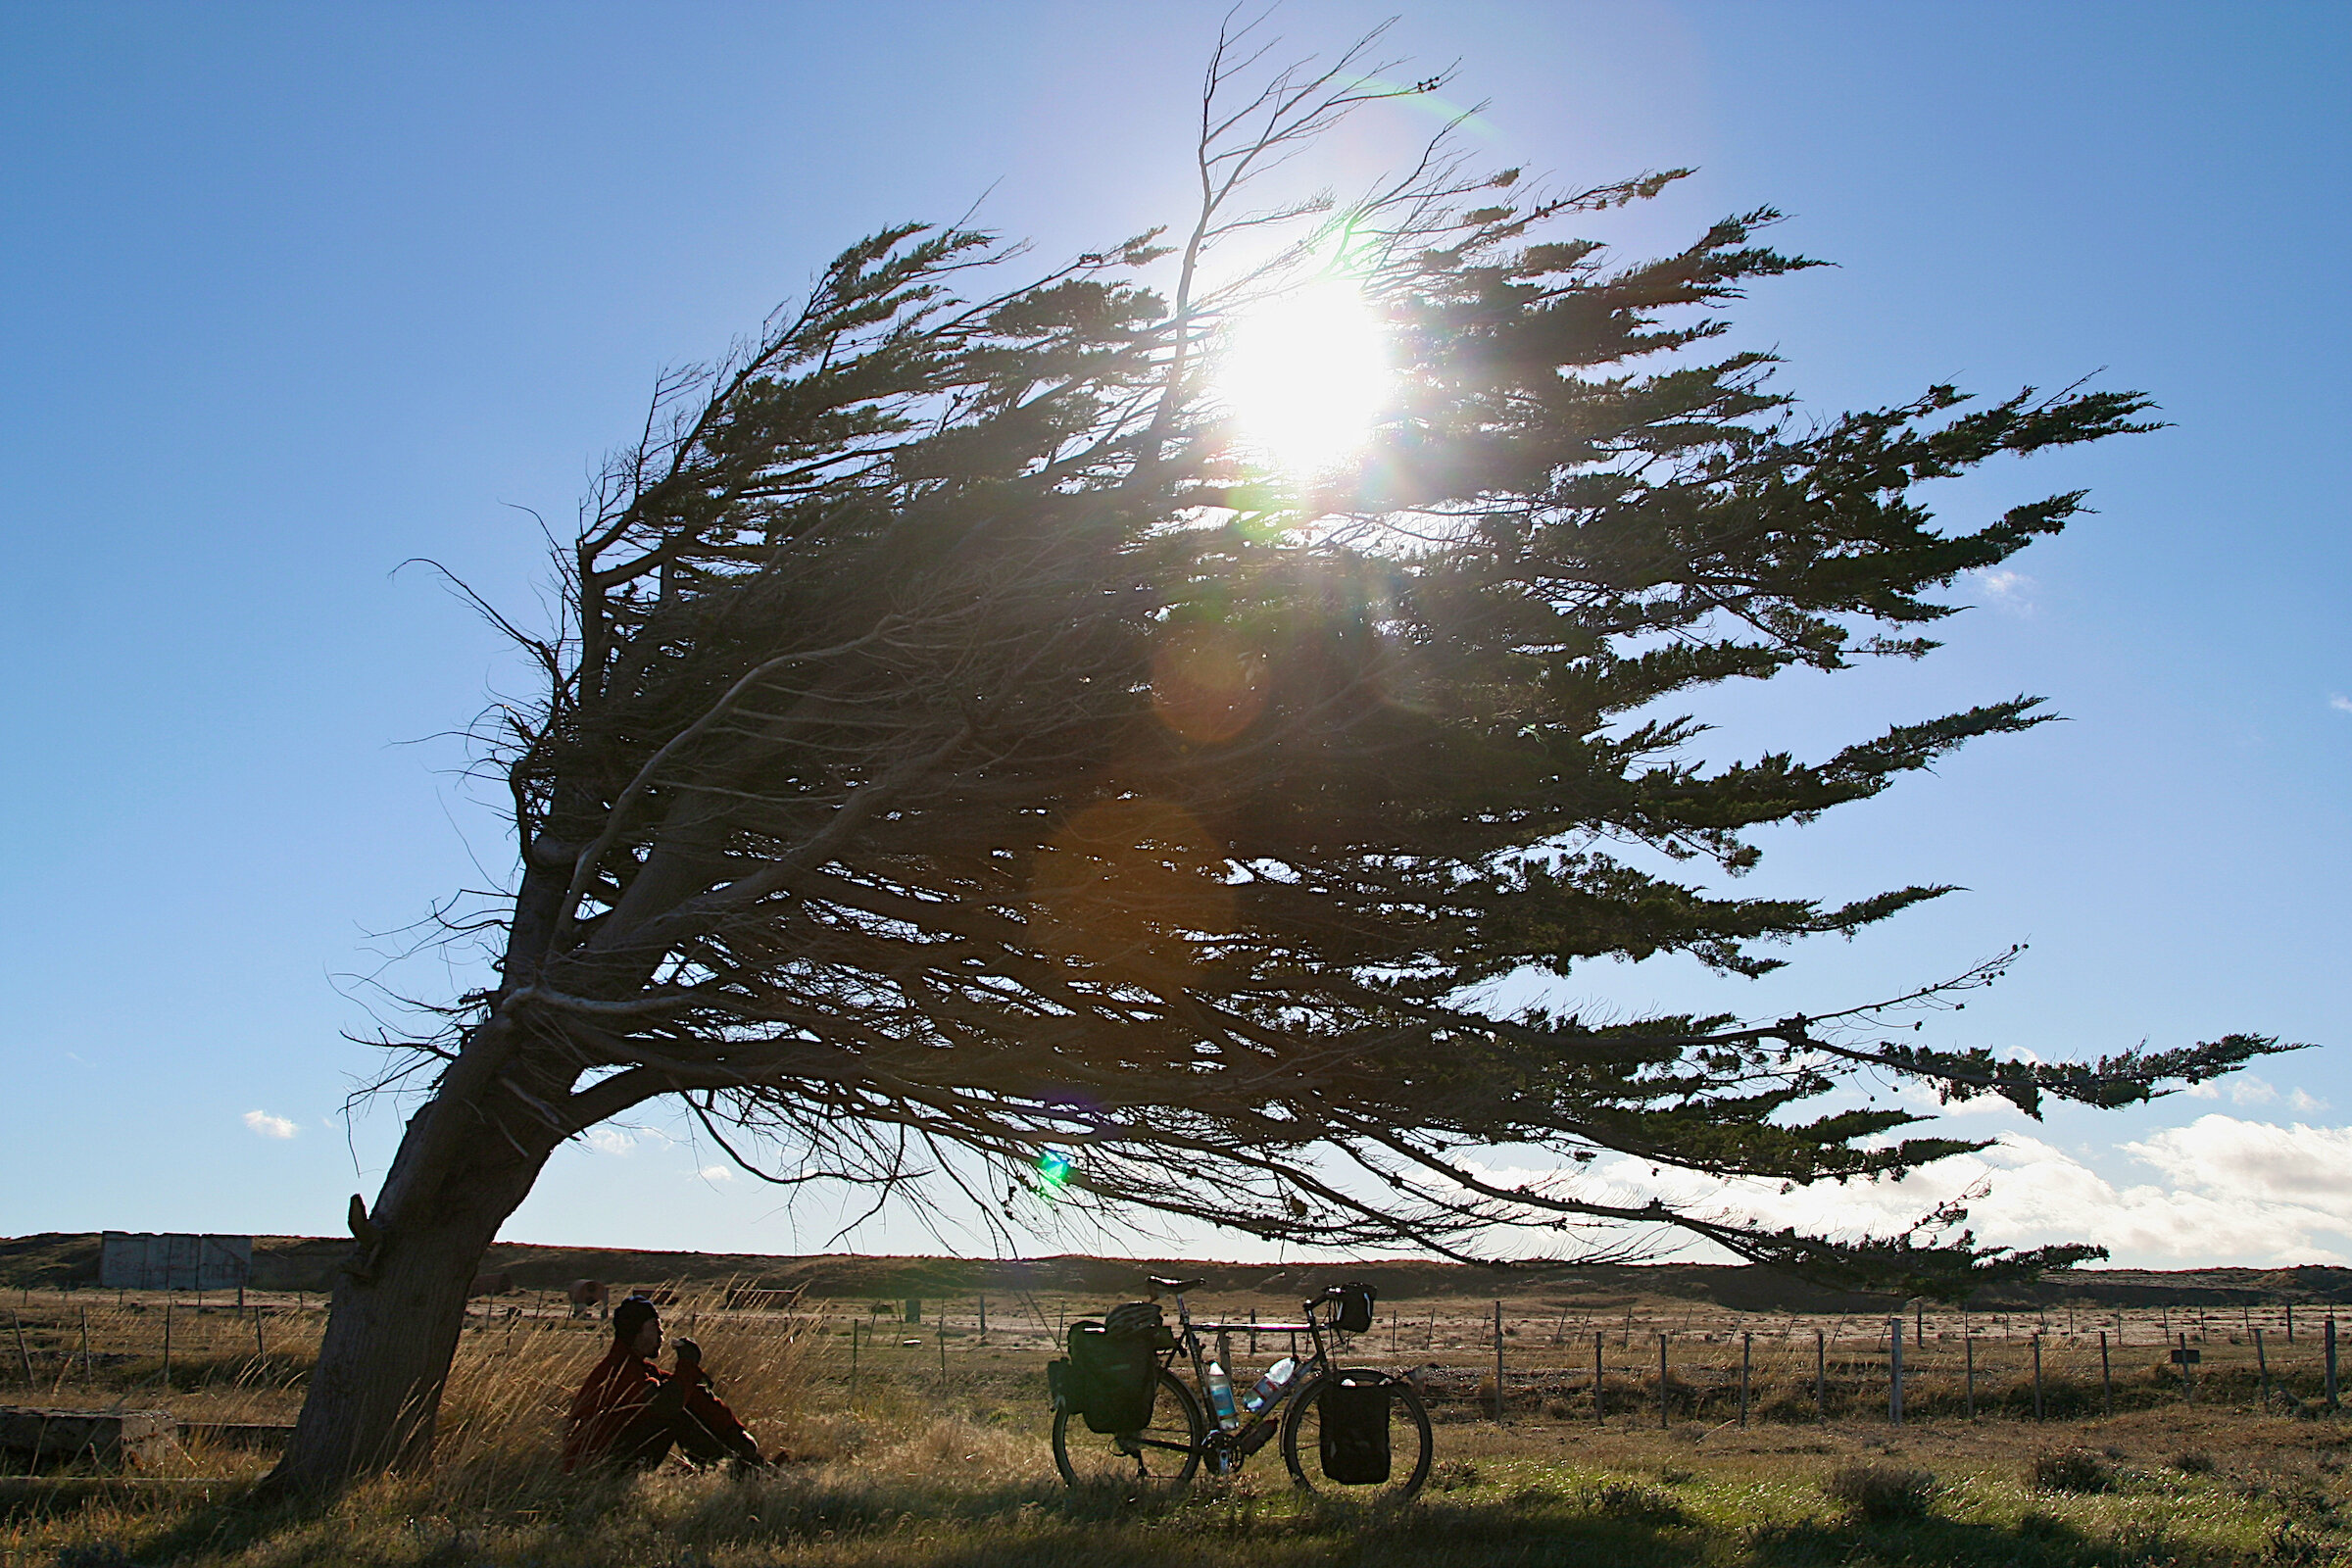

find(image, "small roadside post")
[2255,1326,2271,1412]
[1740,1331,1751,1428]
[1888,1317,1904,1427]
[2173,1332,2199,1402]
[2328,1317,2339,1411]
[1965,1333,1976,1418]
[2033,1333,2044,1419]
[2100,1329,2114,1416]
[1657,1332,1669,1429]
[1593,1329,1605,1423]
[1493,1301,1505,1425]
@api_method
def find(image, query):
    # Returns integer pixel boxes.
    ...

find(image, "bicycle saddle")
[1148,1275,1206,1294]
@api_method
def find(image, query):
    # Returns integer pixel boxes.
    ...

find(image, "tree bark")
[263,1101,553,1494]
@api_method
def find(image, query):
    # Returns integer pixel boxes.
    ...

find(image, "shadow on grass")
[1749,1510,2244,1568]
[0,1467,2304,1568]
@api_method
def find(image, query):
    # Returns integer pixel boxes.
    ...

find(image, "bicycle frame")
[1156,1287,1336,1462]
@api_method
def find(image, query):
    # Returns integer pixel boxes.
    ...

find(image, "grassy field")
[2,1285,2345,1565]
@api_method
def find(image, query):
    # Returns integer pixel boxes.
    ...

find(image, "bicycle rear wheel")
[1052,1366,1206,1492]
[1280,1368,1433,1501]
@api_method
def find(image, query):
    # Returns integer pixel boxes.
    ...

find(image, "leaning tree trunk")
[264,1091,554,1494]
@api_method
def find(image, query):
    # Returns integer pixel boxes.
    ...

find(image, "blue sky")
[1,2,2343,1268]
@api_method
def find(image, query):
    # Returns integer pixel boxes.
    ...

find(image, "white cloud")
[2123,1115,2352,1205]
[2328,694,2352,713]
[697,1164,738,1184]
[242,1109,297,1140]
[2226,1074,2278,1105]
[1973,568,2036,613]
[2289,1088,2329,1112]
[1466,1113,2352,1268]
[580,1127,636,1156]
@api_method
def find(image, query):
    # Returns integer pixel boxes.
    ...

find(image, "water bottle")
[1243,1355,1298,1414]
[1203,1359,1240,1431]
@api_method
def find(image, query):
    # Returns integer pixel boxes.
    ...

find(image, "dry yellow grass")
[3,1285,2346,1565]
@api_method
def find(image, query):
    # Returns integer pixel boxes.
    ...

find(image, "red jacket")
[563,1343,751,1470]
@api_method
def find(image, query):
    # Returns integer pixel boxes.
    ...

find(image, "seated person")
[564,1296,765,1472]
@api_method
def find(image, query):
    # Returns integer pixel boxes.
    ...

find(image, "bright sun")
[1215,278,1390,480]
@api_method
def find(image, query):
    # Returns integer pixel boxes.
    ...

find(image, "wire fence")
[3,1284,2343,1438]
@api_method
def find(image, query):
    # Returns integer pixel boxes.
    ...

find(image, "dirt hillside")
[4,1231,2346,1311]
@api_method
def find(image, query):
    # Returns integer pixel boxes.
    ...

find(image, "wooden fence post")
[1656,1332,1669,1429]
[11,1312,29,1388]
[2100,1329,2113,1416]
[1593,1330,1605,1423]
[1492,1300,1505,1425]
[1888,1317,1904,1427]
[2033,1333,2044,1419]
[78,1306,91,1382]
[1965,1334,1976,1418]
[162,1301,172,1389]
[2286,1301,2295,1344]
[2254,1326,2270,1412]
[1815,1328,1826,1421]
[2177,1331,2195,1402]
[2328,1317,2339,1412]
[1740,1331,1750,1428]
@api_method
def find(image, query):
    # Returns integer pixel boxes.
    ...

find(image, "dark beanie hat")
[612,1296,658,1344]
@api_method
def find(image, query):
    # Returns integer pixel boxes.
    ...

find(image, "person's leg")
[674,1386,763,1468]
[605,1411,679,1470]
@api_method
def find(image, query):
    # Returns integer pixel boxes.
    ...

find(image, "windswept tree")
[272,28,2286,1491]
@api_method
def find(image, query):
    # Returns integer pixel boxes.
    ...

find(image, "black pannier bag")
[1062,1319,1158,1434]
[1330,1281,1376,1336]
[1318,1374,1392,1484]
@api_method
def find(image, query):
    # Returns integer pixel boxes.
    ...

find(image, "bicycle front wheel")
[1280,1368,1433,1502]
[1052,1366,1206,1492]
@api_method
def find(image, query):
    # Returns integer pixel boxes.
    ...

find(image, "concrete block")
[0,1407,180,1471]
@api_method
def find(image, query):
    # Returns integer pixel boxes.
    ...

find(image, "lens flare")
[1216,278,1390,479]
[1151,624,1267,745]
[1036,1151,1074,1193]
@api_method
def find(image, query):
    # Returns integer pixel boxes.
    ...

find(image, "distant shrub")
[2172,1448,2216,1475]
[2031,1446,2116,1494]
[1590,1479,1688,1525]
[1823,1461,1936,1523]
[1426,1458,1480,1492]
